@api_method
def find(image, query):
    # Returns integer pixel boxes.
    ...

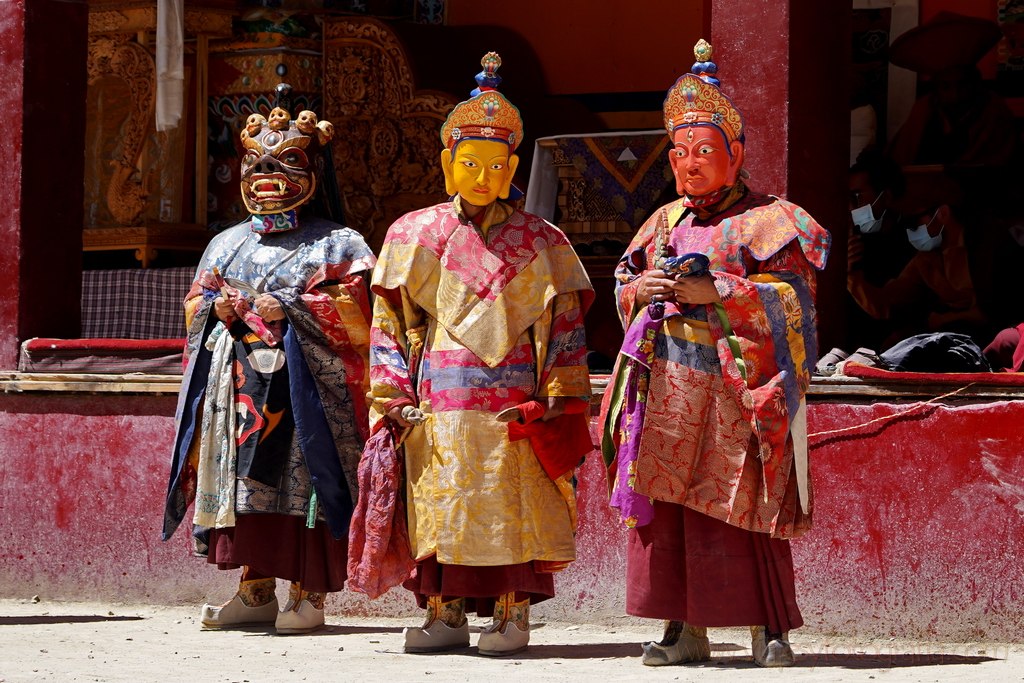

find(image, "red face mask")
[668,125,743,198]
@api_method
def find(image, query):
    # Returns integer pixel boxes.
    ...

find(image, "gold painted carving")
[323,18,459,248]
[89,7,232,36]
[87,36,155,227]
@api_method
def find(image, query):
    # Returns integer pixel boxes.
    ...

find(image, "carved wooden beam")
[89,6,233,36]
[87,36,155,227]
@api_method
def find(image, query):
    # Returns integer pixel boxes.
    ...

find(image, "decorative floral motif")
[480,94,501,119]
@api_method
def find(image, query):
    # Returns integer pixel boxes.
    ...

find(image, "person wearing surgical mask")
[850,189,886,234]
[845,149,914,348]
[848,203,987,345]
[847,149,913,285]
[906,208,944,252]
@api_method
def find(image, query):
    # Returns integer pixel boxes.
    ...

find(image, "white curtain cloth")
[156,0,184,132]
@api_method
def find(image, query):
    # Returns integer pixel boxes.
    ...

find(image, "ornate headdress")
[440,52,524,152]
[238,102,335,218]
[663,39,744,145]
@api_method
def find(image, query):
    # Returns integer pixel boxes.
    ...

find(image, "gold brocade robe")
[368,199,594,566]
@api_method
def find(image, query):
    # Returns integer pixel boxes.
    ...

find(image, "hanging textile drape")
[156,0,184,131]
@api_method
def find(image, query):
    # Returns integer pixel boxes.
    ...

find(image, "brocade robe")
[368,199,593,567]
[162,217,375,546]
[600,186,830,539]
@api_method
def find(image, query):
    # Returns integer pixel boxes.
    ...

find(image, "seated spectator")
[848,148,913,285]
[846,148,914,348]
[848,201,988,346]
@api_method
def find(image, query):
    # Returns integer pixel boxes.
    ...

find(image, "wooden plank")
[806,380,1022,400]
[2,371,1021,401]
[589,374,1023,402]
[0,372,181,394]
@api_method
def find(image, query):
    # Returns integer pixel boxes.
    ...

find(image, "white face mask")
[851,192,885,234]
[906,210,943,252]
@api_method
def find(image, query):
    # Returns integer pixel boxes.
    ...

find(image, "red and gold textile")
[368,199,593,567]
[599,186,830,539]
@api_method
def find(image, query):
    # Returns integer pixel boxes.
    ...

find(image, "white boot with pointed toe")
[200,595,279,629]
[403,619,470,652]
[275,598,325,635]
[641,621,711,666]
[751,625,795,667]
[477,619,530,657]
[404,596,470,653]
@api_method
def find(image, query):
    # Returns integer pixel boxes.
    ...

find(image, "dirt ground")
[1,598,1021,683]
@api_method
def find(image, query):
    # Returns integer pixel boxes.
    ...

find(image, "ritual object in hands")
[649,251,711,320]
[657,252,711,278]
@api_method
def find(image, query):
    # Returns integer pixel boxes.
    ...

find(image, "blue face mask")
[906,210,943,252]
[851,192,885,234]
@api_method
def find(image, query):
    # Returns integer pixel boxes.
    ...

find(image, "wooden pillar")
[0,0,87,368]
[711,1,851,350]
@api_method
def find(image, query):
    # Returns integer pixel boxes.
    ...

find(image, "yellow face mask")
[441,139,519,207]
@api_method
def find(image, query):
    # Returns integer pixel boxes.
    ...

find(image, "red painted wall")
[711,1,851,350]
[2,391,1022,640]
[0,1,87,370]
[799,399,1024,639]
[447,0,708,95]
[0,2,25,368]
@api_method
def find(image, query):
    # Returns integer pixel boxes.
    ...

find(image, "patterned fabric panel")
[420,343,537,413]
[374,202,594,368]
[81,267,195,339]
[658,313,722,376]
[404,409,577,566]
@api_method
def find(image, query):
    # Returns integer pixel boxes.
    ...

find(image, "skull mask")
[238,107,334,215]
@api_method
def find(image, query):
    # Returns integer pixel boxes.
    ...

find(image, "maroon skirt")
[403,554,555,616]
[627,500,803,633]
[207,513,348,593]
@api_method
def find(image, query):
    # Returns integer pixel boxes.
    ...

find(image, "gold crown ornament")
[663,39,744,144]
[440,52,525,152]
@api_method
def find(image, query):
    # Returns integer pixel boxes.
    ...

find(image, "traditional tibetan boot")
[403,596,469,653]
[750,625,795,667]
[641,620,711,666]
[477,592,530,657]
[200,571,278,629]
[275,582,326,635]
